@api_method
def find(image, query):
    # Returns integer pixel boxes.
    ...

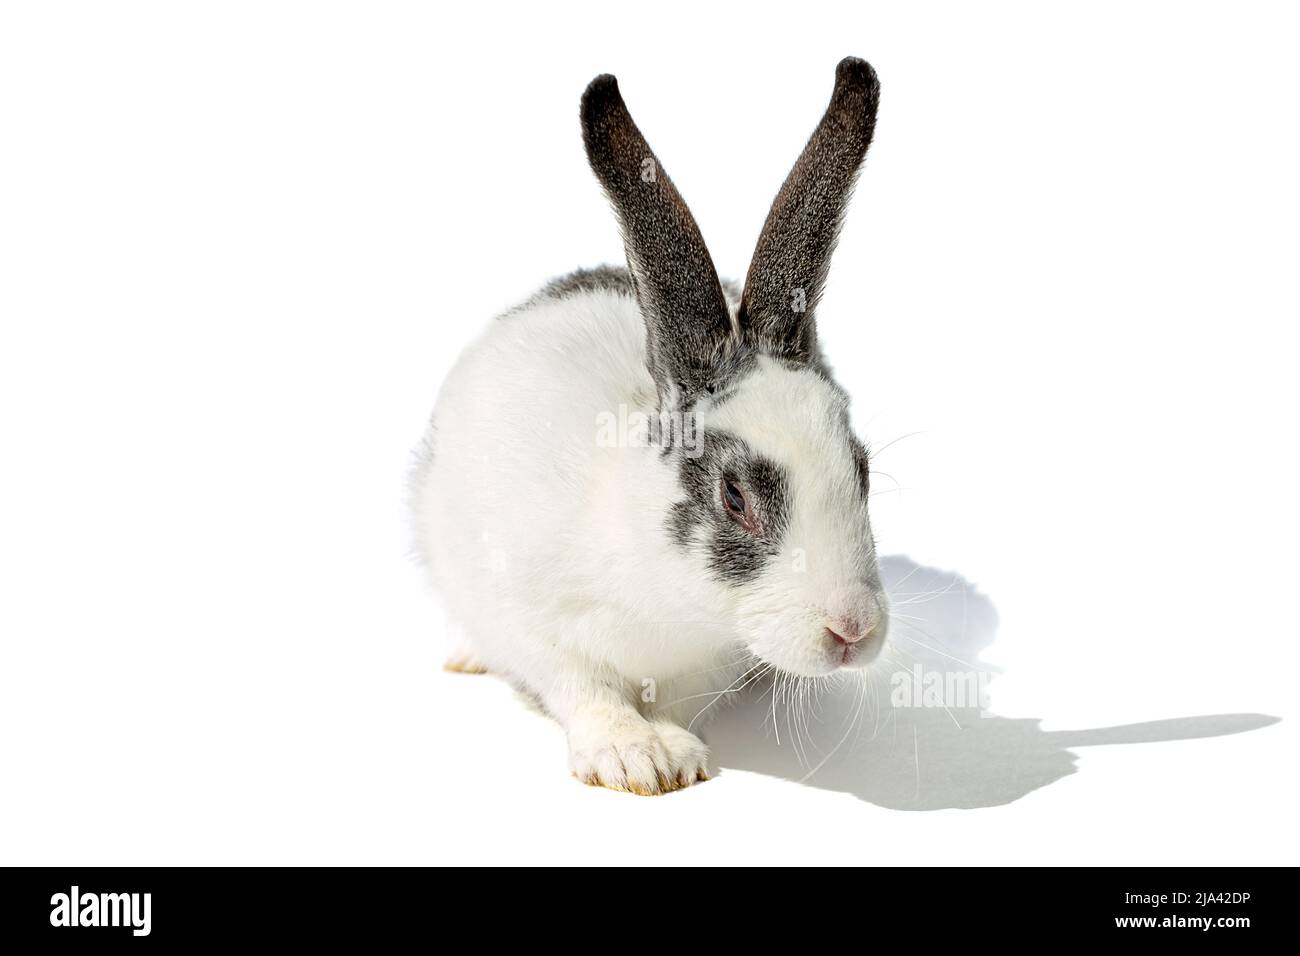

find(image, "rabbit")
[410,57,888,795]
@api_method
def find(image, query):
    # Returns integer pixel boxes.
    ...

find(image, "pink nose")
[827,621,869,645]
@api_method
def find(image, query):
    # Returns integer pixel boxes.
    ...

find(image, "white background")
[2,1,1296,865]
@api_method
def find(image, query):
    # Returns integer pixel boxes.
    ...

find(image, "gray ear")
[739,57,880,364]
[581,75,735,404]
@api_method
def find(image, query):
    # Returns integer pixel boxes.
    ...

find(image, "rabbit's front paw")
[569,716,710,796]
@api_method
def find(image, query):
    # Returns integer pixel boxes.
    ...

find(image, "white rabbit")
[411,58,888,794]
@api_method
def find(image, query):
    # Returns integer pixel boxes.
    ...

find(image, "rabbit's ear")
[582,75,735,402]
[739,57,880,364]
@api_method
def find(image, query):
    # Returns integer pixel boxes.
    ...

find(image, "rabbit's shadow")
[705,555,1280,810]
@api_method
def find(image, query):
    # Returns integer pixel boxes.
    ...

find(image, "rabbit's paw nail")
[443,647,487,675]
[569,721,710,796]
[652,721,712,787]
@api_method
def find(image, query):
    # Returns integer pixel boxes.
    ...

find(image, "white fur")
[411,285,887,794]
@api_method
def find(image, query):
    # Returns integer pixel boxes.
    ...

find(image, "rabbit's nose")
[826,620,868,645]
[826,600,887,646]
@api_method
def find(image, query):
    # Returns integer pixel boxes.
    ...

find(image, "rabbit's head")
[582,58,888,677]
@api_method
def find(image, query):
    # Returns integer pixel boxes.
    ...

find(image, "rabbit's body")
[414,270,749,713]
[412,59,891,794]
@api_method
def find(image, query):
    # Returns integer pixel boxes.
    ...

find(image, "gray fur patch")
[500,265,634,319]
[535,264,636,301]
[581,75,736,407]
[738,57,880,365]
[850,433,871,499]
[667,429,791,586]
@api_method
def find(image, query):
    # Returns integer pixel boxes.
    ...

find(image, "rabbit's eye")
[722,478,745,513]
[720,477,758,533]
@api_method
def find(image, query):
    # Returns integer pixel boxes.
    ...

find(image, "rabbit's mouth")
[743,636,880,680]
[834,624,887,670]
